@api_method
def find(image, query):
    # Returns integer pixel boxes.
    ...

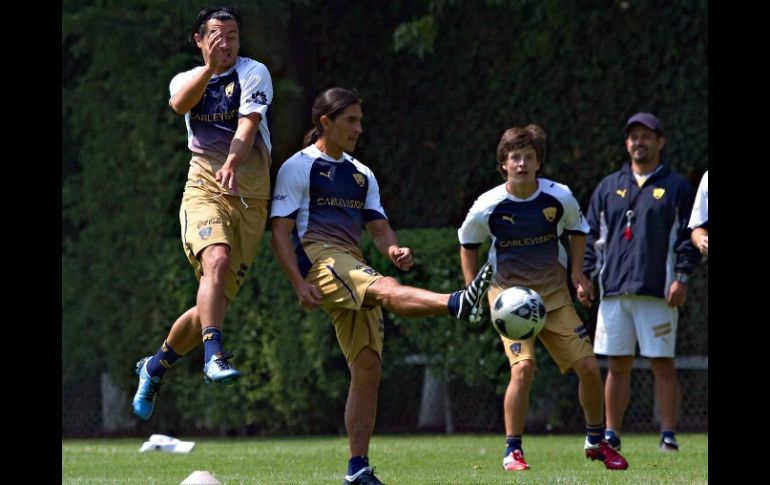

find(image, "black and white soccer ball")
[491,286,547,340]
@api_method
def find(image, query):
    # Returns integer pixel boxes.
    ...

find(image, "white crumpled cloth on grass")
[139,434,195,453]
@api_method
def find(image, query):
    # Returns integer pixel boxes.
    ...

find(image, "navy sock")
[202,327,223,362]
[505,435,522,455]
[605,429,619,440]
[347,455,369,475]
[661,429,676,440]
[146,340,181,377]
[586,424,605,445]
[447,291,461,317]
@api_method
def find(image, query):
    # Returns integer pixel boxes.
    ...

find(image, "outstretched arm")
[366,219,413,271]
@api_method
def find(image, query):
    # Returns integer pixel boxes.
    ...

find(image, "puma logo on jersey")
[616,189,627,198]
[319,170,333,180]
[502,215,515,225]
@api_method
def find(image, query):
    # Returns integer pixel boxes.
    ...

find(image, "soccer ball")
[491,286,547,340]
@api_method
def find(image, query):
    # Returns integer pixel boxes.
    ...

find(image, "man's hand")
[389,246,413,271]
[573,271,595,307]
[215,161,238,194]
[295,280,323,309]
[667,281,688,307]
[202,30,229,71]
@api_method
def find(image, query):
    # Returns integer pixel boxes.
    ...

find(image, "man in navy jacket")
[579,113,700,453]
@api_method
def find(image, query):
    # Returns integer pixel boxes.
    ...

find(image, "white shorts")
[594,295,678,358]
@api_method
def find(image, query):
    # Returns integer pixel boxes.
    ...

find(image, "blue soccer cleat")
[132,356,162,421]
[203,351,240,384]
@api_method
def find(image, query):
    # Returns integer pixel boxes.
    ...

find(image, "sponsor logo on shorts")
[199,226,213,240]
[356,264,381,277]
[575,325,589,340]
[197,217,223,229]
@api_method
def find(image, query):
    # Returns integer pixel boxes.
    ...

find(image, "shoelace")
[464,264,492,303]
[214,351,235,370]
[143,380,162,402]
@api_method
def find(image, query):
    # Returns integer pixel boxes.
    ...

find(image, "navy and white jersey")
[170,56,273,158]
[458,178,589,303]
[270,145,387,253]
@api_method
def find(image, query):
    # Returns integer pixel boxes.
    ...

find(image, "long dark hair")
[303,88,363,147]
[190,6,243,52]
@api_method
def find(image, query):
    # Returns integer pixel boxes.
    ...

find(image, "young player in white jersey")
[132,6,273,421]
[270,87,493,485]
[458,124,628,472]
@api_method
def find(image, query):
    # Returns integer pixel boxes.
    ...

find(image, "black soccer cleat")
[454,262,494,323]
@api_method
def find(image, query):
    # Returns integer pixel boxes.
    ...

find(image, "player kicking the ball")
[270,87,494,485]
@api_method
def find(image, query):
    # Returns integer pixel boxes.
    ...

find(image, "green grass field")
[62,433,707,484]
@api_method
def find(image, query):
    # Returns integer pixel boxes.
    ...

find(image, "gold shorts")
[303,242,385,365]
[488,285,595,374]
[179,186,267,302]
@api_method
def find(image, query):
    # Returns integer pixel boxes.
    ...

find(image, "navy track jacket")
[583,163,701,299]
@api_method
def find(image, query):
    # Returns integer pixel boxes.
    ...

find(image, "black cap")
[624,112,663,136]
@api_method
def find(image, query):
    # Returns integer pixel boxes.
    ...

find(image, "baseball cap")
[624,112,663,136]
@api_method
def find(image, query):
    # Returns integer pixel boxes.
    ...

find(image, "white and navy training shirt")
[170,56,273,158]
[270,145,387,273]
[458,178,589,304]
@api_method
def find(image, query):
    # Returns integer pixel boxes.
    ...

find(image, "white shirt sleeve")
[169,69,198,100]
[562,193,590,234]
[458,197,491,245]
[363,168,387,217]
[238,60,273,119]
[270,156,307,219]
[688,171,708,229]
